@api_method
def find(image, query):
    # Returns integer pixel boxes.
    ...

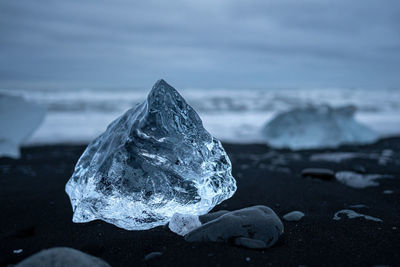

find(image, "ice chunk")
[65,80,236,230]
[310,152,365,163]
[333,209,382,222]
[261,105,378,149]
[169,213,202,236]
[0,94,45,158]
[335,171,392,189]
[283,211,305,221]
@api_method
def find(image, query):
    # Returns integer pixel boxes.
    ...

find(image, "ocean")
[2,87,400,145]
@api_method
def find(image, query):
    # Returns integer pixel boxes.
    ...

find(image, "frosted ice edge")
[65,79,236,230]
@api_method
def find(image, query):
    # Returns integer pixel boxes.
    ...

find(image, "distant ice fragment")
[261,105,378,149]
[65,80,236,230]
[335,171,392,189]
[333,209,382,222]
[169,213,202,236]
[381,149,394,157]
[379,149,394,165]
[310,152,365,163]
[283,211,305,221]
[0,94,45,158]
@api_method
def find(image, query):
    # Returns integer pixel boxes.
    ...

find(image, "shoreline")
[20,134,400,149]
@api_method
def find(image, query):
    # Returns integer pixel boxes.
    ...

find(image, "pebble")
[15,247,110,267]
[144,252,163,261]
[283,211,305,222]
[301,168,335,180]
[199,210,229,224]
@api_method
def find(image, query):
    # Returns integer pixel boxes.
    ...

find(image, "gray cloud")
[0,0,399,90]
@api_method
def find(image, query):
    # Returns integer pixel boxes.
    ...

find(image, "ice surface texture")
[65,80,236,230]
[262,105,378,149]
[0,94,45,158]
[333,209,382,222]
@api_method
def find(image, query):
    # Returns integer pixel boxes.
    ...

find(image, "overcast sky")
[0,0,399,90]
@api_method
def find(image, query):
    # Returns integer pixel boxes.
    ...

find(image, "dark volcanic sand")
[1,138,400,267]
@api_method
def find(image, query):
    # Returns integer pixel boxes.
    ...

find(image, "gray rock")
[15,247,110,267]
[301,168,335,180]
[199,210,229,224]
[185,205,283,249]
[283,211,305,221]
[234,237,268,249]
[144,252,163,261]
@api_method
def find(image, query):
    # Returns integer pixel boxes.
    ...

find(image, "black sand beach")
[1,138,399,266]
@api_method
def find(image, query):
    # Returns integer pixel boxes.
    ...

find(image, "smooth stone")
[144,252,163,261]
[301,168,335,180]
[185,205,284,249]
[199,210,229,224]
[15,247,110,267]
[234,237,267,249]
[283,211,305,221]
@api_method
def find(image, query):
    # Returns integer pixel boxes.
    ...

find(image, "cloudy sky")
[0,0,399,90]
